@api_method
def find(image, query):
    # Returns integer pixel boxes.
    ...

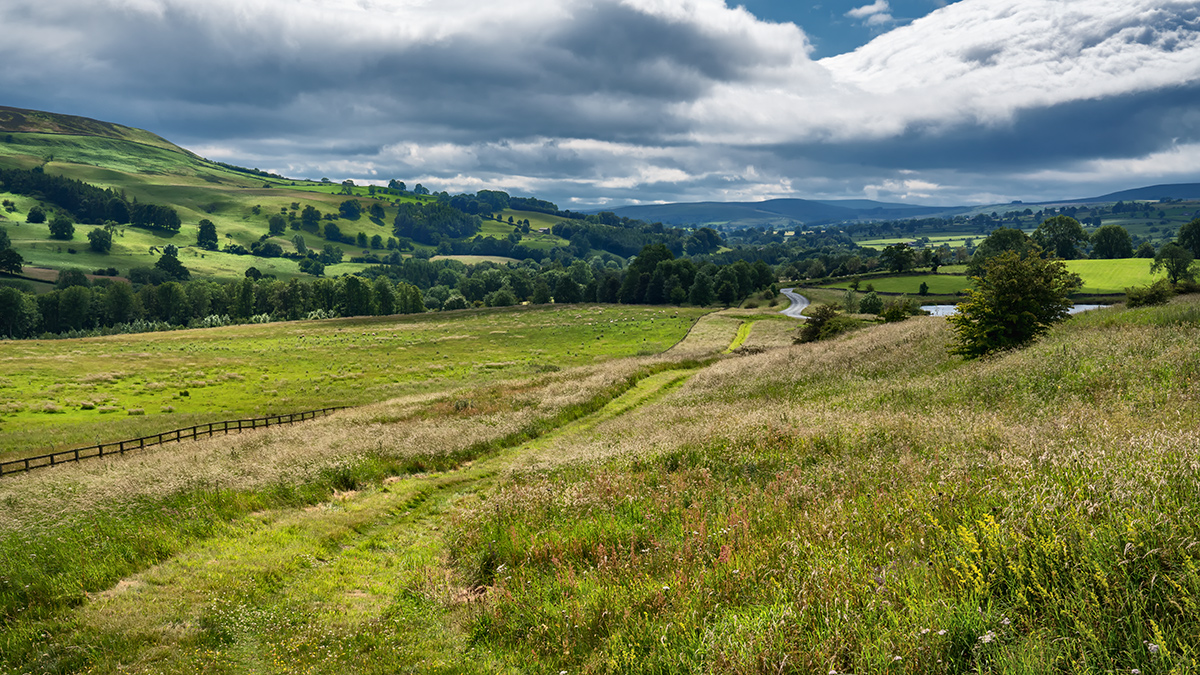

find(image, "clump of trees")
[0,166,180,231]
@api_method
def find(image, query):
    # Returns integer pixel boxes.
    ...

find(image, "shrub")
[795,304,860,343]
[858,291,883,315]
[1125,279,1175,307]
[880,296,923,323]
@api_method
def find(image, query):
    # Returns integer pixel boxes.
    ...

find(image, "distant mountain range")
[597,183,1200,228]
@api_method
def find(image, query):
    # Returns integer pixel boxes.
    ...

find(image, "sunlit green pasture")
[1062,258,1163,294]
[856,234,982,249]
[815,259,1164,296]
[821,273,972,295]
[0,304,708,460]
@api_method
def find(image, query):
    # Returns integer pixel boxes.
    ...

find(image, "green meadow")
[815,258,1165,297]
[0,305,707,461]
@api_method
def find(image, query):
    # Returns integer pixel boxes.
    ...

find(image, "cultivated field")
[5,295,1200,673]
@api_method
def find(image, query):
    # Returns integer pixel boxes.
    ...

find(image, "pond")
[920,304,1108,317]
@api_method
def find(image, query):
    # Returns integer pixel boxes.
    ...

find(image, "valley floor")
[4,299,1200,673]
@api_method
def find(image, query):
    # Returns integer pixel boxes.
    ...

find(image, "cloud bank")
[1,0,1198,206]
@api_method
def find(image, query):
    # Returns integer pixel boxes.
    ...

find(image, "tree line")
[0,166,181,231]
[0,243,776,339]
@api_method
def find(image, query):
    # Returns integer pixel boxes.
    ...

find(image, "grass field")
[856,234,981,249]
[6,297,1200,672]
[0,305,709,461]
[1062,258,1165,293]
[820,273,972,295]
[816,259,1166,296]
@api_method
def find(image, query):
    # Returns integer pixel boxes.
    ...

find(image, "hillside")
[0,108,572,285]
[3,297,1200,672]
[0,106,190,155]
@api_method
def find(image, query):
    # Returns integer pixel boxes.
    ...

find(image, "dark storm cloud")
[0,0,1197,206]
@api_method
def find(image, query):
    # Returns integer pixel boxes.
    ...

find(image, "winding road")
[779,287,810,319]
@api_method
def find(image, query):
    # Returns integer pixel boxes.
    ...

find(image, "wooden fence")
[0,406,348,477]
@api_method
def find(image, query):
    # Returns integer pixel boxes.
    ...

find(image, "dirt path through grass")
[34,365,702,674]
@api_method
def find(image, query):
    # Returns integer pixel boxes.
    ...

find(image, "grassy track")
[0,305,708,460]
[0,351,712,674]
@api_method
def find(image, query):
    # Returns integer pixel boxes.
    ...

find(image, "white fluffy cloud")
[0,0,1198,206]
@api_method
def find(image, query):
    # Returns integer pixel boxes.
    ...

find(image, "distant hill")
[602,198,962,228]
[1067,183,1200,204]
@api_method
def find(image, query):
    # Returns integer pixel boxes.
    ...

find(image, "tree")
[1135,241,1156,258]
[301,205,322,230]
[0,287,39,338]
[554,275,582,304]
[267,214,287,236]
[0,248,23,274]
[298,258,324,276]
[292,234,307,254]
[87,227,113,253]
[323,222,346,243]
[967,227,1035,277]
[1090,224,1132,259]
[154,248,190,281]
[688,274,714,306]
[1151,242,1196,284]
[339,199,363,220]
[1032,215,1087,259]
[104,281,137,324]
[56,268,91,289]
[880,243,917,273]
[48,215,75,240]
[197,219,219,250]
[1176,218,1200,258]
[58,285,93,331]
[339,276,373,316]
[949,247,1081,359]
[26,205,46,224]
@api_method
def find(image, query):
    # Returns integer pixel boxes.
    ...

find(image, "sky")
[2,0,1199,208]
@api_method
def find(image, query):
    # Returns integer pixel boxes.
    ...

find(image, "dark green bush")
[1125,279,1175,307]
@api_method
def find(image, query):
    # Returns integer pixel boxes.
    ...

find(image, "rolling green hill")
[0,108,563,282]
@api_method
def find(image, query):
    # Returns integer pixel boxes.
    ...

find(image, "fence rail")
[0,406,348,477]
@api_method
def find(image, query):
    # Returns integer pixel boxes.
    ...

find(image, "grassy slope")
[0,119,579,281]
[6,299,1200,672]
[447,297,1200,673]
